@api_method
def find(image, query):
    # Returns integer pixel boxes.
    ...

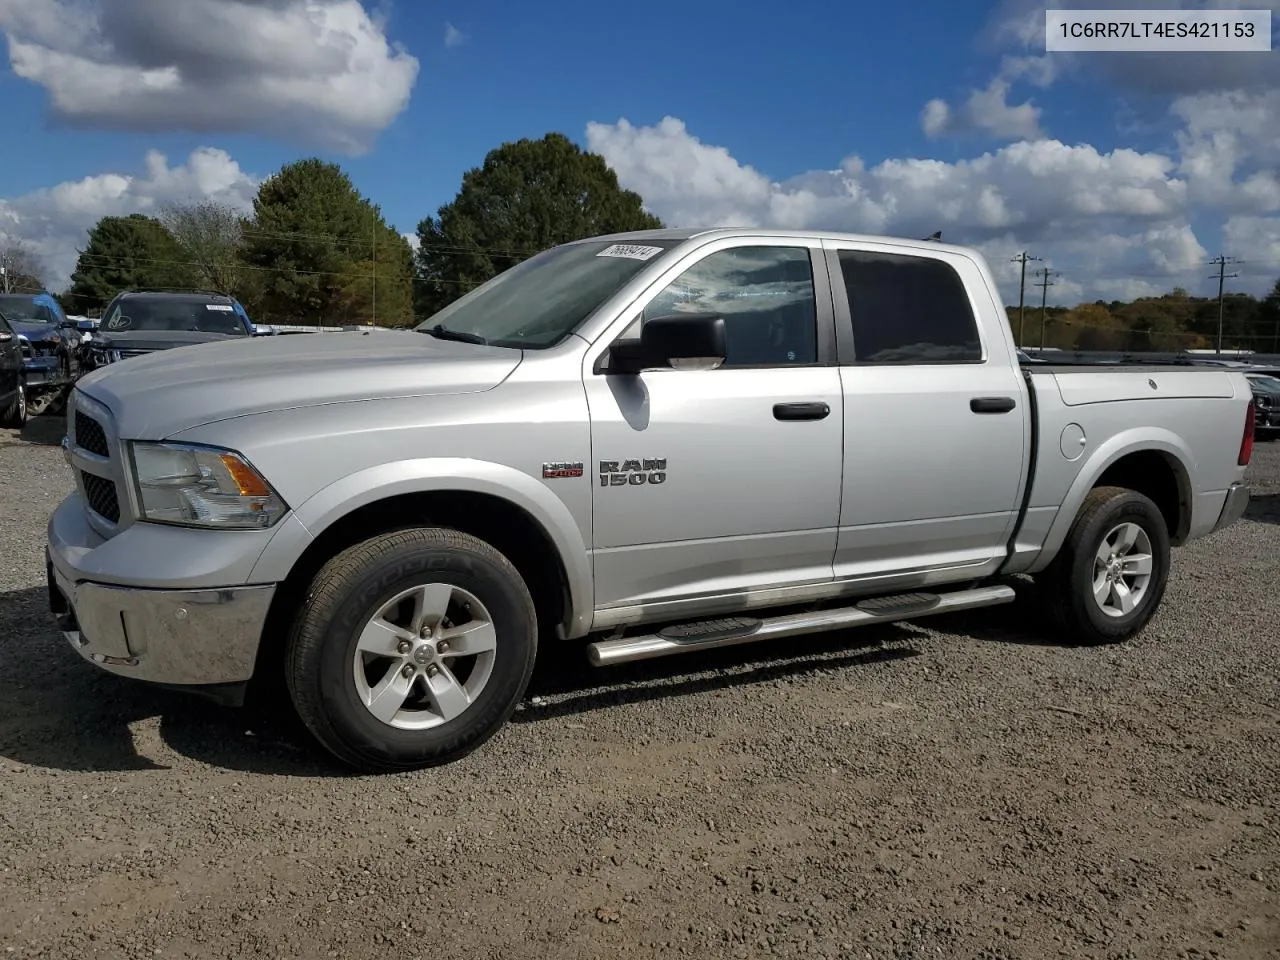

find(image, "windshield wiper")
[422,324,489,345]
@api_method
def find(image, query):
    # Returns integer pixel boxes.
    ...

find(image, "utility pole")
[1208,255,1241,355]
[0,252,9,294]
[371,217,377,326]
[1034,268,1059,349]
[1011,251,1041,346]
[1266,292,1280,355]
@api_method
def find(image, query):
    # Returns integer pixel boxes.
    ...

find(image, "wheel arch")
[1026,430,1194,574]
[248,459,593,685]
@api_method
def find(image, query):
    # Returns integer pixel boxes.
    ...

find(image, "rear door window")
[836,250,983,364]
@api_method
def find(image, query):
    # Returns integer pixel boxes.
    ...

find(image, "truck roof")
[114,290,237,302]
[573,226,978,257]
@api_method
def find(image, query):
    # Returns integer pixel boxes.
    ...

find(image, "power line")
[234,225,536,262]
[1208,254,1242,355]
[67,251,484,285]
[1011,251,1042,346]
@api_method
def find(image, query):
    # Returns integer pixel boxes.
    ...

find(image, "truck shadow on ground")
[1244,492,1280,526]
[0,582,1055,776]
[16,412,66,447]
[509,627,923,725]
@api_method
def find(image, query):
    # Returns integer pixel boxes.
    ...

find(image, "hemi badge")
[542,461,584,479]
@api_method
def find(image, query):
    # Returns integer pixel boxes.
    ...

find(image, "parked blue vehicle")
[0,291,77,413]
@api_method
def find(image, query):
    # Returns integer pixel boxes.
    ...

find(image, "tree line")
[1009,284,1280,355]
[2,128,1277,348]
[24,133,660,327]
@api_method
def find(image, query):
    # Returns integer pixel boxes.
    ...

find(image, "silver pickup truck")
[46,228,1256,772]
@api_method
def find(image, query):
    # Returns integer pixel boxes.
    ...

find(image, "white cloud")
[443,21,465,48]
[0,0,419,155]
[585,113,1278,303]
[1002,54,1057,88]
[0,147,259,291]
[1224,216,1280,288]
[402,231,420,252]
[922,75,1045,141]
[1173,89,1280,211]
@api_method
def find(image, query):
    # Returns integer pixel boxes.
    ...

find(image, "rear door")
[824,241,1028,582]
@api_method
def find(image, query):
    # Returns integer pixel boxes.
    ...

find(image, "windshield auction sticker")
[596,244,664,261]
[1046,8,1271,51]
[205,304,235,311]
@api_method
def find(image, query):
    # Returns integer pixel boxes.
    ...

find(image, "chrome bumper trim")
[49,558,274,686]
[1213,482,1250,533]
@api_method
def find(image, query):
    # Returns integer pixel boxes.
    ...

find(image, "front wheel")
[1036,485,1171,645]
[285,527,538,772]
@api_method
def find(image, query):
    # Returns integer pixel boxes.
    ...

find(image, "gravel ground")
[1,415,1277,960]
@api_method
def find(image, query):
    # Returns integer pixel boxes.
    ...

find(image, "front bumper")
[46,494,277,688]
[23,357,60,388]
[1212,481,1250,534]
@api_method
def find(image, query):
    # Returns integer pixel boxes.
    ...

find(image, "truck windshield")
[415,239,677,348]
[102,298,250,335]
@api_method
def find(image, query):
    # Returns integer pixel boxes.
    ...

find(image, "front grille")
[75,410,110,457]
[81,472,120,523]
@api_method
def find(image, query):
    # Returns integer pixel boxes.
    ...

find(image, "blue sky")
[1,0,1278,306]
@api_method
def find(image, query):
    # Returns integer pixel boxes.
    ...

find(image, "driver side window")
[626,245,818,367]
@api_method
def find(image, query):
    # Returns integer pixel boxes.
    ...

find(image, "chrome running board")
[586,584,1017,666]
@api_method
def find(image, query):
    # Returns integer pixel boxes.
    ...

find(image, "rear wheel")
[285,527,538,772]
[1037,485,1171,645]
[1,383,27,428]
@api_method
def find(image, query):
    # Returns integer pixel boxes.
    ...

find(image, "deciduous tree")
[0,239,47,293]
[159,200,250,296]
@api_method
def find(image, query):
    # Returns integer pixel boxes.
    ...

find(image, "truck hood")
[76,328,523,438]
[8,319,62,344]
[89,328,247,352]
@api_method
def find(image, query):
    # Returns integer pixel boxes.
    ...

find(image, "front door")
[824,241,1028,582]
[584,238,845,615]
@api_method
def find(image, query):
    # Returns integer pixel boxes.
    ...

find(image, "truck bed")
[1007,364,1251,576]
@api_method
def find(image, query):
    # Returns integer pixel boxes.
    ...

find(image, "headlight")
[127,441,288,529]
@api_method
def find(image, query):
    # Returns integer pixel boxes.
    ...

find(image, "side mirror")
[609,313,727,374]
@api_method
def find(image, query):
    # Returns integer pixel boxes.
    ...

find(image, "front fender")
[249,457,595,637]
[1023,427,1194,574]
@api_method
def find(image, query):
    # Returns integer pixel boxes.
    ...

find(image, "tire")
[285,527,538,772]
[1036,485,1171,645]
[1,383,27,428]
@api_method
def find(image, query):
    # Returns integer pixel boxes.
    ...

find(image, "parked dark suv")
[1246,372,1280,439]
[79,290,256,374]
